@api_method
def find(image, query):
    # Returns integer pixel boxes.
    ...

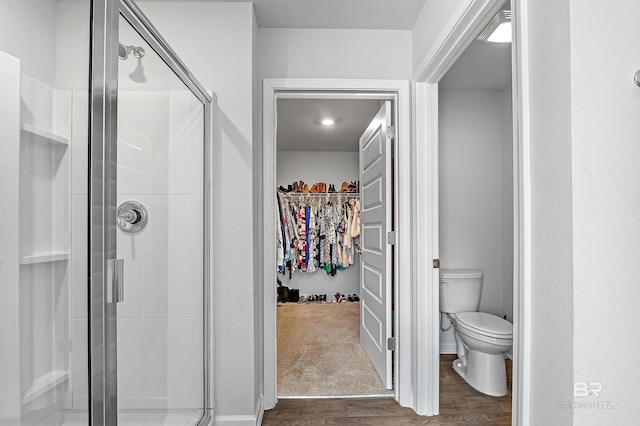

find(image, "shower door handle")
[107,258,125,303]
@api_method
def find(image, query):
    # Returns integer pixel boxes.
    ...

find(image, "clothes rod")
[279,192,360,197]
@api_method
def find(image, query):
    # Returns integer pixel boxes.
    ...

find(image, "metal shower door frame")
[89,0,213,424]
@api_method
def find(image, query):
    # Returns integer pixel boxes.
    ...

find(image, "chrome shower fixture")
[118,43,145,60]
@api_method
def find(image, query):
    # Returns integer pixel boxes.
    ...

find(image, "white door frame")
[262,79,411,410]
[412,0,532,422]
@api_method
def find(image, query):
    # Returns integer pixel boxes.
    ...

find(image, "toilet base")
[452,349,508,397]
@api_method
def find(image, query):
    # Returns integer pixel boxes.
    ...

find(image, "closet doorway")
[263,80,411,409]
[275,98,392,398]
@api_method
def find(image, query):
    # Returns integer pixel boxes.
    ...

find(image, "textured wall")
[438,89,511,351]
[571,0,640,423]
[139,2,258,423]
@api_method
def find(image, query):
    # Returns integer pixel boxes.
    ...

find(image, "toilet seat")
[454,312,513,340]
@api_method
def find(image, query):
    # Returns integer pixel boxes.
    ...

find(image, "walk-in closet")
[275,98,394,397]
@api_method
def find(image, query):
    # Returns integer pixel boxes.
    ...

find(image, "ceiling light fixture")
[321,118,335,126]
[477,9,511,43]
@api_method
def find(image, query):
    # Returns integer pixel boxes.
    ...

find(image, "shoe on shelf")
[302,183,309,193]
[339,182,350,193]
[328,184,336,193]
[310,183,317,193]
[292,181,299,192]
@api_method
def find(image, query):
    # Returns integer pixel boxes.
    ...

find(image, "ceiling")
[277,41,512,153]
[277,99,381,152]
[439,41,512,91]
[139,1,511,150]
[143,0,427,30]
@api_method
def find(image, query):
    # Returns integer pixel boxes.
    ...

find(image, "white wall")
[137,2,258,423]
[438,89,510,350]
[259,28,412,80]
[501,85,513,321]
[527,0,574,423]
[251,7,263,423]
[277,151,359,192]
[412,0,478,78]
[276,151,360,296]
[415,0,640,424]
[0,0,58,86]
[570,0,640,424]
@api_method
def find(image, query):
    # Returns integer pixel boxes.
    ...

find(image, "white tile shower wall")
[0,50,23,418]
[19,76,71,257]
[118,92,194,196]
[68,87,206,411]
[114,90,204,409]
[17,74,73,419]
[70,93,88,409]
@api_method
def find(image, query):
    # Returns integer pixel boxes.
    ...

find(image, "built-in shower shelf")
[21,370,70,406]
[20,251,69,265]
[21,123,69,147]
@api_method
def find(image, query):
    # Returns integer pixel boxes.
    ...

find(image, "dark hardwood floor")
[262,354,512,425]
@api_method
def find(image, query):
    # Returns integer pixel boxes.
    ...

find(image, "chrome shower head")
[118,43,145,60]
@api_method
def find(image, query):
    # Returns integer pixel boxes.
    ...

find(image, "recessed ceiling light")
[477,9,511,43]
[321,118,335,126]
[487,22,512,42]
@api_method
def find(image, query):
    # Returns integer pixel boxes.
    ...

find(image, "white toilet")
[440,269,513,397]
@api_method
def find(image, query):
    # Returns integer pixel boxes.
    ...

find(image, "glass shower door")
[1,1,91,424]
[112,10,207,425]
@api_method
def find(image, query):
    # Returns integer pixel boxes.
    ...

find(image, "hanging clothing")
[276,190,359,276]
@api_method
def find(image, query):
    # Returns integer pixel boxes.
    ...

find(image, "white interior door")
[359,101,393,389]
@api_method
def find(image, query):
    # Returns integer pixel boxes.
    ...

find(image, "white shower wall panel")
[116,194,202,320]
[69,89,205,409]
[115,90,204,409]
[118,91,195,197]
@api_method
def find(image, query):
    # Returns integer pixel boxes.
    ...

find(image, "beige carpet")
[277,301,393,397]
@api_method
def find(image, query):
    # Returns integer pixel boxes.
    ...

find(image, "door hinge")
[387,231,396,245]
[386,125,396,139]
[433,259,440,268]
[387,337,396,351]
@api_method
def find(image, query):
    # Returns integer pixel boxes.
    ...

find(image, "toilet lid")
[455,312,513,337]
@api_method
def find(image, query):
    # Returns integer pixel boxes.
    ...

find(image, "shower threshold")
[36,409,204,425]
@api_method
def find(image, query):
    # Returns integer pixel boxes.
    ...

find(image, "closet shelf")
[21,123,69,147]
[20,252,70,265]
[281,192,360,197]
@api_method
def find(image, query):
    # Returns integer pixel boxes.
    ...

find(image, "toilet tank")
[439,269,483,313]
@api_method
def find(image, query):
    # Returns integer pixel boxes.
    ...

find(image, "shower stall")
[0,0,213,424]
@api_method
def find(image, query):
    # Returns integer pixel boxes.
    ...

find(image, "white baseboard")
[215,394,263,426]
[439,342,457,355]
[215,415,258,426]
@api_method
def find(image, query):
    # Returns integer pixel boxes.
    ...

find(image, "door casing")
[412,0,531,422]
[261,80,411,410]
